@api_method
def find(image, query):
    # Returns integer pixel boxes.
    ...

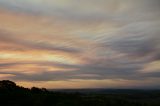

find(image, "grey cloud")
[0,63,25,68]
[0,30,80,53]
[0,0,160,88]
[0,57,160,82]
[0,0,159,23]
[0,61,79,70]
[100,21,160,62]
[0,58,146,81]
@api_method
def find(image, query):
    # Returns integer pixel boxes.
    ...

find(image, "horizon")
[0,0,160,89]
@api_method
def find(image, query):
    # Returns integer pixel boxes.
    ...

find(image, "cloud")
[0,0,160,88]
[0,29,80,53]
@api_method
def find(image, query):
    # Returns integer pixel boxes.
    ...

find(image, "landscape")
[0,0,160,106]
[1,80,160,106]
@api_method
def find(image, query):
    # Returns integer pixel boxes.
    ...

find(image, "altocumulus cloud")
[0,0,160,89]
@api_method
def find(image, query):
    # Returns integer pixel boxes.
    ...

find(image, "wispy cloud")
[0,0,160,88]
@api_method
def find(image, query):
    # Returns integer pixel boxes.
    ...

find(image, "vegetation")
[0,80,160,106]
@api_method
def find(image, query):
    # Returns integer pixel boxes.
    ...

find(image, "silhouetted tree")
[31,87,43,93]
[0,80,17,90]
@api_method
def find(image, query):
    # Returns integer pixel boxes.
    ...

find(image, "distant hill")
[51,88,160,94]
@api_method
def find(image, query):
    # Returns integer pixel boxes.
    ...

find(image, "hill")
[0,80,160,106]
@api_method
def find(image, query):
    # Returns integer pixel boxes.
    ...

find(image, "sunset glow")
[0,0,160,89]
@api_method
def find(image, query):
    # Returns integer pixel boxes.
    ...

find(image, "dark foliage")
[0,80,160,106]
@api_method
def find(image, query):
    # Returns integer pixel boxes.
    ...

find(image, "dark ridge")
[1,80,160,106]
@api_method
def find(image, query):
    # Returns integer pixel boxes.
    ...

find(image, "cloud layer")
[0,0,160,89]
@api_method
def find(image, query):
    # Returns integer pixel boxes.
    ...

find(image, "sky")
[0,0,160,89]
